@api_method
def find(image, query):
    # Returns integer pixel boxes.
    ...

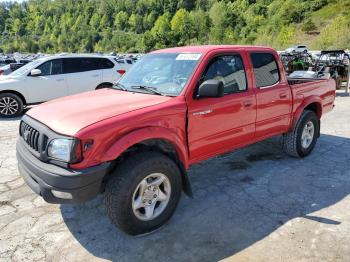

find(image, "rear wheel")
[96,83,113,90]
[104,151,182,235]
[282,110,319,158]
[0,93,24,118]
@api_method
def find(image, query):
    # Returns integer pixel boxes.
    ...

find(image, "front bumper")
[17,139,110,204]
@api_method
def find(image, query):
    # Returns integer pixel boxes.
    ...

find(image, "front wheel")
[282,110,319,158]
[104,151,182,235]
[0,93,24,118]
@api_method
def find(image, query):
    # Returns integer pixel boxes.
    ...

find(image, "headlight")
[47,138,82,163]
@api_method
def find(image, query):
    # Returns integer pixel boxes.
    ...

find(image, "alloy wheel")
[132,173,171,221]
[0,96,19,116]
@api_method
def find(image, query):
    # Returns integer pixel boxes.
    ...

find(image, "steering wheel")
[173,74,188,86]
[142,75,168,85]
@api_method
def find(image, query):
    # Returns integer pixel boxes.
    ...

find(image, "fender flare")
[291,96,322,131]
[102,126,189,169]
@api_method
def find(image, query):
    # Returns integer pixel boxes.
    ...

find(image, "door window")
[98,58,115,69]
[63,58,102,73]
[80,58,99,71]
[250,53,280,88]
[201,55,247,94]
[36,59,62,76]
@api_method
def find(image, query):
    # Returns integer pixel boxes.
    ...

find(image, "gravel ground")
[0,92,350,262]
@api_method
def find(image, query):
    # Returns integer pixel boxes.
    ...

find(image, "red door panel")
[188,91,256,162]
[255,83,292,138]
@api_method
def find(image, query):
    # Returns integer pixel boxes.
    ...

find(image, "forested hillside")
[0,0,349,53]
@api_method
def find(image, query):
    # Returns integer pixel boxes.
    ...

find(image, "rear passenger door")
[250,52,292,139]
[63,58,102,95]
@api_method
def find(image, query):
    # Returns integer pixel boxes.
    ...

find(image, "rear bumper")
[17,139,110,204]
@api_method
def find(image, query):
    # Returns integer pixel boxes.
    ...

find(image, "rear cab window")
[250,53,280,88]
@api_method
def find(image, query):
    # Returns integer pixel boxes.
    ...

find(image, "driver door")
[26,59,68,103]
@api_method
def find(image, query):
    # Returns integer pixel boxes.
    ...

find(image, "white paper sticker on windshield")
[176,53,201,61]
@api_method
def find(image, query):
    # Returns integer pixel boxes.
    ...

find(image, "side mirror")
[197,79,224,98]
[30,69,42,77]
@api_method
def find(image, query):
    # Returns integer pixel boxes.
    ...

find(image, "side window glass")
[51,59,62,75]
[37,61,52,76]
[63,58,82,74]
[80,58,98,71]
[99,58,114,69]
[202,55,247,94]
[251,53,280,88]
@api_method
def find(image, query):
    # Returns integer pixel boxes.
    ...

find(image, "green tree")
[171,8,194,45]
[151,12,172,49]
[209,1,229,43]
[302,19,317,33]
[114,11,129,31]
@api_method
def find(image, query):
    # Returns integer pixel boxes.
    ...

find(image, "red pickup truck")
[17,45,335,235]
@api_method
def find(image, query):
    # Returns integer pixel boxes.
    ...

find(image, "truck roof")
[151,45,275,54]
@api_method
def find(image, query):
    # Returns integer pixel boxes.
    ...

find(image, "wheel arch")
[102,127,192,197]
[0,90,26,105]
[291,97,322,131]
[96,82,113,90]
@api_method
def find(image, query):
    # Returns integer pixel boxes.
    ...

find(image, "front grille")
[20,121,40,152]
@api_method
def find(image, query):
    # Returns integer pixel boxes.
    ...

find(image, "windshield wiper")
[113,82,128,91]
[130,85,165,96]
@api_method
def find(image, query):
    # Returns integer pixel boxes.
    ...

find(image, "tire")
[0,93,24,118]
[96,83,113,90]
[104,151,182,235]
[282,110,319,158]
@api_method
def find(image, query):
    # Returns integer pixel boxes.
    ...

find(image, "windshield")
[117,53,201,96]
[10,59,43,76]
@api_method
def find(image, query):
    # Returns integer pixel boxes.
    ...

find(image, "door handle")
[243,100,253,107]
[279,93,287,99]
[92,74,99,77]
[56,79,64,82]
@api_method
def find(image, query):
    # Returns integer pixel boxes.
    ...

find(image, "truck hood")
[27,89,172,135]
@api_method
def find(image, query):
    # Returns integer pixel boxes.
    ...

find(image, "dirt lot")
[0,92,350,262]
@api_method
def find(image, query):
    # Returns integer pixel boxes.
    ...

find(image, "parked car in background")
[0,54,130,117]
[0,64,12,76]
[0,63,29,76]
[115,57,134,65]
[285,45,308,54]
[17,45,335,235]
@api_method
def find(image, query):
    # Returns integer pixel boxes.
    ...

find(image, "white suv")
[285,45,308,54]
[0,54,130,117]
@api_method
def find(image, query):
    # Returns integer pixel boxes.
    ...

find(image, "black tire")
[96,83,113,90]
[282,110,319,158]
[0,93,24,118]
[104,151,182,235]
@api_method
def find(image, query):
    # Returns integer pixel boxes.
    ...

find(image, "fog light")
[51,190,73,199]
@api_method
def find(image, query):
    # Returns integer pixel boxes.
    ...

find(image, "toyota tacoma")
[17,45,336,235]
